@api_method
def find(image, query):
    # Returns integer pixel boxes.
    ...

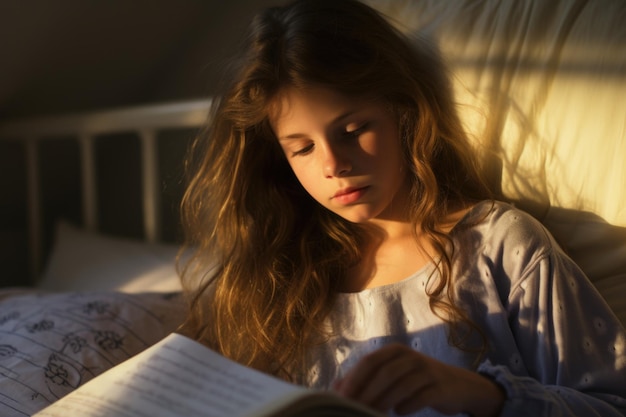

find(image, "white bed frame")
[0,99,212,279]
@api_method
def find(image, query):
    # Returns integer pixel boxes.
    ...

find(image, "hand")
[333,344,505,417]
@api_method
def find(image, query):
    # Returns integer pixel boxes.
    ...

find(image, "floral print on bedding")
[0,291,185,417]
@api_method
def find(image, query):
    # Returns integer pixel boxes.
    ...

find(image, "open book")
[33,333,385,417]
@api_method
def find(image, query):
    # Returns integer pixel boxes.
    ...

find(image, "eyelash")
[290,122,369,157]
[344,123,368,139]
[292,144,314,157]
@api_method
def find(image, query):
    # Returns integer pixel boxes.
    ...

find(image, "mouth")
[332,186,369,204]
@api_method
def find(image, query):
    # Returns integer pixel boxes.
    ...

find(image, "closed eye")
[343,122,369,139]
[291,143,314,157]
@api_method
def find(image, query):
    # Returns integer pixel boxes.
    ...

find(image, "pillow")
[542,206,626,326]
[367,0,626,227]
[38,221,183,293]
[0,290,185,417]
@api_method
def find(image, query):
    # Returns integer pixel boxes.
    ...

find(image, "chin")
[334,209,377,224]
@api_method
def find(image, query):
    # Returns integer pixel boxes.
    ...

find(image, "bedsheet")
[0,290,185,417]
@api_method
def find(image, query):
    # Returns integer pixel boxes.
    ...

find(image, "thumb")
[332,377,345,393]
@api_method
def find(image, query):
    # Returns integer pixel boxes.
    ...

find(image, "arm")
[334,209,626,416]
[480,237,626,416]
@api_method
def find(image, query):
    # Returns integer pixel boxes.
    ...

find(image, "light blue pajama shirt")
[302,201,626,416]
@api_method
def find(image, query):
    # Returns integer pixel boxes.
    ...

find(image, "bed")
[0,0,625,415]
[0,101,206,416]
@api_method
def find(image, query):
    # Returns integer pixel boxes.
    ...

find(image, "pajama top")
[303,200,626,416]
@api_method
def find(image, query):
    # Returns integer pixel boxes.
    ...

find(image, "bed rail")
[0,99,212,279]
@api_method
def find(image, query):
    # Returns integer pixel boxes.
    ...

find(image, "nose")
[322,142,352,178]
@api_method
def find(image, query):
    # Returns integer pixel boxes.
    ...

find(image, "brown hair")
[180,0,492,381]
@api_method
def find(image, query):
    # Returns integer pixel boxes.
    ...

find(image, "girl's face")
[271,87,410,224]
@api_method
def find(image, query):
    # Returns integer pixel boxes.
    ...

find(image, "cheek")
[381,126,404,163]
[287,161,316,192]
[361,130,402,166]
[290,166,331,205]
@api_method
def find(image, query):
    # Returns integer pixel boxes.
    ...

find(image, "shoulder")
[457,200,553,248]
[452,200,558,281]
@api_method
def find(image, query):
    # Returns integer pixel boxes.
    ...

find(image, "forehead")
[270,87,349,117]
[269,86,384,134]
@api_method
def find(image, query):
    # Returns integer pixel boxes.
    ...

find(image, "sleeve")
[478,232,626,417]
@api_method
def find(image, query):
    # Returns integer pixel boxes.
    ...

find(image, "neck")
[365,217,414,241]
[341,202,476,292]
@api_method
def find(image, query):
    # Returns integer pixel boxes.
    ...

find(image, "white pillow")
[38,221,183,293]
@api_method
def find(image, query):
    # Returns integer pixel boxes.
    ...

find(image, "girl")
[179,0,626,416]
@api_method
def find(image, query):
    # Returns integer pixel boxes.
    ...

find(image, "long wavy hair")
[180,0,493,381]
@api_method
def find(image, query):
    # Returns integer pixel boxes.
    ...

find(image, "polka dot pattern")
[302,201,626,414]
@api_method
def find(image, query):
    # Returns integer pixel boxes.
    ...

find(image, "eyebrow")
[278,110,357,141]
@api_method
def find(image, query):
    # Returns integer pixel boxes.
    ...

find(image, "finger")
[393,363,506,416]
[336,344,410,398]
[357,352,427,408]
[393,382,468,416]
[393,384,438,415]
[376,373,434,414]
[332,377,344,392]
[357,354,420,404]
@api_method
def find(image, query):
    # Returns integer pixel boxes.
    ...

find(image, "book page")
[33,333,305,417]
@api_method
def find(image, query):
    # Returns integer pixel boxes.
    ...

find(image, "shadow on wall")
[366,0,626,227]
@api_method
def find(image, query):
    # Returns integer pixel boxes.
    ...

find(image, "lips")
[332,186,369,204]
